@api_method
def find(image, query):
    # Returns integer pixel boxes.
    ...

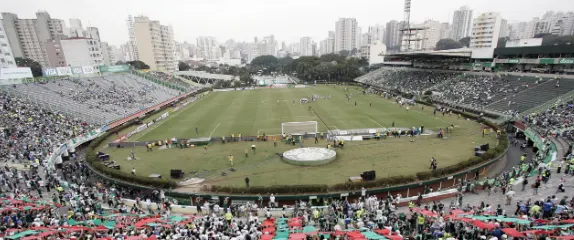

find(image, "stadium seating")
[4,73,187,124]
[487,78,574,114]
[355,68,461,94]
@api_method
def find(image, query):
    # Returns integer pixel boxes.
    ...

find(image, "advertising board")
[0,67,33,84]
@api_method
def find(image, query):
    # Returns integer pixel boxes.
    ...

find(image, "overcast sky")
[3,0,573,46]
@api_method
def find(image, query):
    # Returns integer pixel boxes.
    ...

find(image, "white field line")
[208,123,221,138]
[366,116,384,127]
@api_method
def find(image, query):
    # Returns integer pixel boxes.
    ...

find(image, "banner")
[57,67,72,76]
[71,66,84,75]
[43,68,58,76]
[0,67,33,82]
[508,59,520,64]
[539,58,556,64]
[82,66,95,74]
[558,58,574,65]
[99,65,130,73]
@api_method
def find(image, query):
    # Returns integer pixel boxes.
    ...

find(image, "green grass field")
[100,86,497,187]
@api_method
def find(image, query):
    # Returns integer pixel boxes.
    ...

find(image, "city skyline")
[3,0,574,47]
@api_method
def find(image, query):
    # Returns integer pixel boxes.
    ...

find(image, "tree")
[458,37,471,47]
[250,55,278,68]
[338,50,350,57]
[435,38,463,50]
[126,60,150,70]
[320,53,346,63]
[115,60,124,65]
[15,57,43,77]
[497,37,509,48]
[178,61,190,71]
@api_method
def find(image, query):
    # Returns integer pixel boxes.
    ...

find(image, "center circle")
[282,147,337,166]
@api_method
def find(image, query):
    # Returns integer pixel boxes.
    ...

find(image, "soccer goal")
[281,121,318,135]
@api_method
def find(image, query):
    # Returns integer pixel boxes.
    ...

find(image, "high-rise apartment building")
[262,35,277,56]
[368,24,385,44]
[101,42,117,66]
[470,12,504,49]
[126,15,139,61]
[300,37,313,56]
[44,37,66,67]
[384,20,401,51]
[450,6,473,41]
[60,37,103,67]
[421,20,443,50]
[361,33,371,46]
[319,38,335,56]
[68,18,84,37]
[335,18,359,52]
[196,36,220,60]
[1,11,66,67]
[133,16,176,71]
[439,23,451,40]
[0,24,16,68]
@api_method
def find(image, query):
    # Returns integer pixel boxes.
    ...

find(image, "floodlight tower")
[399,0,427,52]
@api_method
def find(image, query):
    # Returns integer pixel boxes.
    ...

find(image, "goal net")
[281,121,318,135]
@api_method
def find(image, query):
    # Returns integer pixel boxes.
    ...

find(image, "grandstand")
[1,73,187,124]
[487,77,574,114]
[174,71,237,84]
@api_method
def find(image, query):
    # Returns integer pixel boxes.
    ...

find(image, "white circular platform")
[282,147,337,166]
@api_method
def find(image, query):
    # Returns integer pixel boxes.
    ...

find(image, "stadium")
[1,23,574,240]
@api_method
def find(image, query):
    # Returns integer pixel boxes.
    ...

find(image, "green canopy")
[92,219,103,226]
[5,230,39,239]
[103,221,116,229]
[67,219,78,226]
[532,224,574,230]
[169,215,187,222]
[303,226,316,233]
[499,218,531,224]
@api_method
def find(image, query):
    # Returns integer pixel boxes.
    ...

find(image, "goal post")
[281,121,318,135]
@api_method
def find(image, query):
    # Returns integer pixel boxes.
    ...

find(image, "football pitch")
[102,86,497,187]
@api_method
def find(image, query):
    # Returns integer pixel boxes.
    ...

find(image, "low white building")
[60,37,103,67]
[505,38,543,48]
[369,41,386,66]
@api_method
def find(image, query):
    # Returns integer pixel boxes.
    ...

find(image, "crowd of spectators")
[6,74,184,123]
[357,68,460,95]
[0,70,572,239]
[61,77,160,115]
[526,102,574,140]
[0,91,92,165]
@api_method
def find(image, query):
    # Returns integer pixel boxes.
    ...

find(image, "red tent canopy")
[501,228,524,238]
[126,236,143,240]
[261,221,274,227]
[134,218,160,227]
[288,233,307,240]
[550,236,574,240]
[375,229,391,235]
[261,235,274,240]
[560,219,574,224]
[522,230,556,235]
[384,235,404,240]
[20,236,40,240]
[145,236,157,240]
[472,220,496,230]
